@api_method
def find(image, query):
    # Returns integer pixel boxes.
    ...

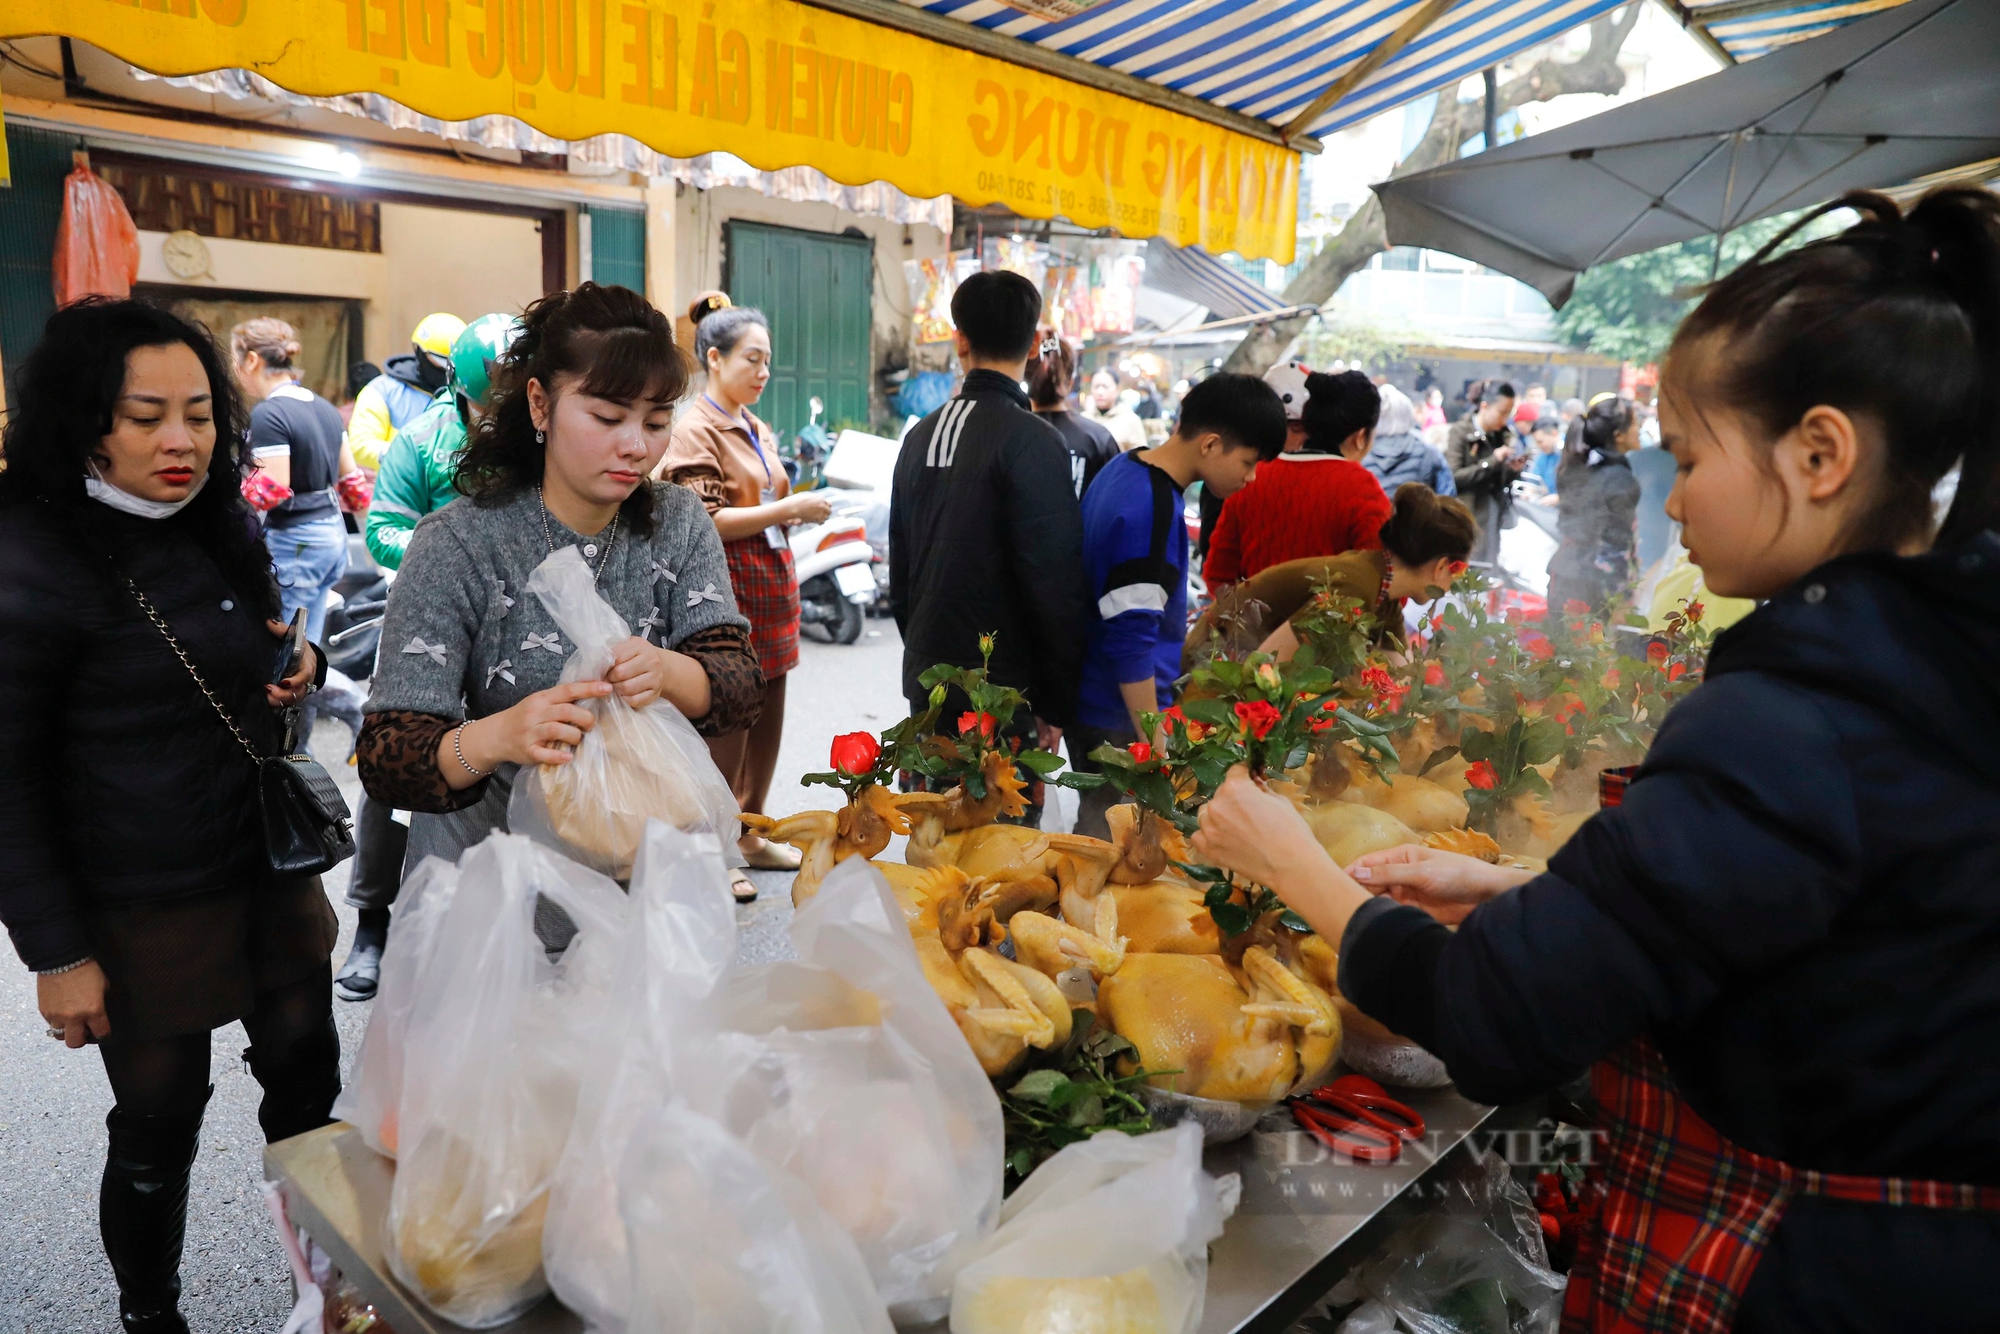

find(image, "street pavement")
[0,620,909,1333]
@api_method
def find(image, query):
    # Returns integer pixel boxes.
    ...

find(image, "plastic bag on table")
[542,822,740,1332]
[684,857,1005,1324]
[53,162,140,306]
[1330,1152,1565,1334]
[330,855,460,1158]
[620,1102,895,1334]
[384,832,628,1328]
[507,546,740,880]
[949,1122,1238,1334]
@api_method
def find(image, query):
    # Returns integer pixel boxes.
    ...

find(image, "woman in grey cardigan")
[358,284,763,874]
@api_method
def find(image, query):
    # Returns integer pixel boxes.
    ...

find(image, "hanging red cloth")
[1561,1038,2000,1334]
[53,156,140,307]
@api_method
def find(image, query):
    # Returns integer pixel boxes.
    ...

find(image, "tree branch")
[1221,7,1641,376]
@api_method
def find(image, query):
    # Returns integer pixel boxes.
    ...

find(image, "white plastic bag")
[508,546,740,879]
[330,855,460,1158]
[686,857,1005,1324]
[383,832,629,1328]
[619,1102,896,1334]
[949,1123,1240,1334]
[542,822,740,1332]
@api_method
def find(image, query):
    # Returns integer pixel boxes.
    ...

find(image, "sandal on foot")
[729,867,759,905]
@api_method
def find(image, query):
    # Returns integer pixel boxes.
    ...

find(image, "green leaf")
[1282,742,1310,772]
[1279,908,1313,934]
[1459,726,1493,763]
[1008,1069,1068,1104]
[1014,748,1066,777]
[917,663,959,691]
[1521,717,1567,767]
[1047,771,1109,791]
[1046,1078,1087,1112]
[964,771,987,801]
[1087,742,1137,770]
[1209,900,1254,936]
[1067,1094,1106,1128]
[1181,698,1232,726]
[1291,642,1317,672]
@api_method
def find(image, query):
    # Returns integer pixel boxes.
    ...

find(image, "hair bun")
[687,290,732,327]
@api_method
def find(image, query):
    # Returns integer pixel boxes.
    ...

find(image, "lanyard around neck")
[706,394,772,488]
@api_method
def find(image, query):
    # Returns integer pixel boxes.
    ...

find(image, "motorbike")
[322,536,393,680]
[790,493,878,645]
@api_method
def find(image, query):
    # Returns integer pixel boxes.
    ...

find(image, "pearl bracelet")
[453,724,490,778]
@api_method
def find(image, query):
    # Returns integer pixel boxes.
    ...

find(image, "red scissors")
[1287,1074,1426,1164]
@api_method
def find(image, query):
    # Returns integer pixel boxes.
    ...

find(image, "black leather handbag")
[122,576,356,877]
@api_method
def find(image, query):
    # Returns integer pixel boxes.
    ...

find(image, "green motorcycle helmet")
[447,313,520,407]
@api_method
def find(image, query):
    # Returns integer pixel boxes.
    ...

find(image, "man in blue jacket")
[1070,373,1287,838]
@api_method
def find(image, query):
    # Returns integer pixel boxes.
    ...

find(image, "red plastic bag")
[53,162,140,307]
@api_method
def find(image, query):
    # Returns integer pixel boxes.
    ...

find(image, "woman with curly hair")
[356,283,764,887]
[0,299,336,1334]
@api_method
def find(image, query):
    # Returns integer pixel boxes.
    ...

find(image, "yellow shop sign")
[5,0,1299,261]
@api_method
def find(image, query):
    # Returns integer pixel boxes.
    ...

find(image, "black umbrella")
[1373,0,2000,305]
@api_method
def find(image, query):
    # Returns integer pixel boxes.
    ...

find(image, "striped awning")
[894,0,1635,140]
[1142,238,1289,318]
[1677,0,1914,62]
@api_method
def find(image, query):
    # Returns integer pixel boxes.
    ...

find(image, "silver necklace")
[538,485,620,586]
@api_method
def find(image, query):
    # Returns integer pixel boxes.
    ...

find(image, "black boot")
[101,1090,208,1334]
[334,908,390,1002]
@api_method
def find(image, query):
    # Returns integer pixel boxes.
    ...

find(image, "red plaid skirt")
[1563,1038,2000,1334]
[723,536,800,679]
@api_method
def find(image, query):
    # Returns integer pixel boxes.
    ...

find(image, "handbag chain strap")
[119,576,267,766]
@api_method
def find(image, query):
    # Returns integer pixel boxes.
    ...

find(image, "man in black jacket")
[1445,380,1521,565]
[890,271,1092,819]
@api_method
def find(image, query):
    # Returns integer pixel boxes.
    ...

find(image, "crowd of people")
[3,184,1997,1334]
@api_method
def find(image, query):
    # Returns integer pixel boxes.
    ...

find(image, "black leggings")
[98,962,341,1142]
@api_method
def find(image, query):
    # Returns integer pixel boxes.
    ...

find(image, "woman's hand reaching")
[1345,845,1534,925]
[605,636,670,710]
[1190,766,1324,891]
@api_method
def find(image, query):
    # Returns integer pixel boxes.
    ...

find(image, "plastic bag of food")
[52,161,140,307]
[383,832,628,1327]
[508,546,739,879]
[542,822,739,1331]
[330,855,460,1158]
[620,1102,895,1334]
[949,1122,1239,1334]
[684,857,1005,1324]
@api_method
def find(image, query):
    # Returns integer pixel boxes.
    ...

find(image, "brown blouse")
[358,622,765,813]
[655,393,790,515]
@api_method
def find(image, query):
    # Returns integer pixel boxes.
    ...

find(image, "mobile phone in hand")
[272,608,308,685]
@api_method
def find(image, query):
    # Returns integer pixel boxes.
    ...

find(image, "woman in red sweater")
[1202,369,1391,589]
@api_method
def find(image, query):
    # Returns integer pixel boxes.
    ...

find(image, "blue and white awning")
[894,0,1920,141]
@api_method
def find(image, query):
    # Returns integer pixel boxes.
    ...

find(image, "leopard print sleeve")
[675,622,765,737]
[356,709,489,813]
[662,463,730,515]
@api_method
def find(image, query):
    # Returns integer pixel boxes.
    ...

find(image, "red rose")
[1520,629,1555,661]
[1646,641,1670,667]
[1685,599,1706,623]
[1233,699,1281,740]
[1601,667,1621,689]
[958,711,997,741]
[1563,599,1592,618]
[1424,661,1447,688]
[1667,662,1688,682]
[1465,760,1499,791]
[1160,706,1186,733]
[829,731,881,776]
[1127,741,1153,763]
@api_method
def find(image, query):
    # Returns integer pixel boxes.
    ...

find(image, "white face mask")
[85,468,209,519]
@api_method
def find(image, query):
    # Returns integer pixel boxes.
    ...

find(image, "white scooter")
[790,495,878,645]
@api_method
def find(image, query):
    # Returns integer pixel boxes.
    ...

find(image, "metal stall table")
[268,1086,1510,1334]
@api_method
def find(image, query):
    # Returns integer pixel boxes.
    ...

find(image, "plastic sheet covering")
[53,162,140,307]
[507,547,740,880]
[950,1122,1240,1334]
[382,833,629,1328]
[329,855,461,1158]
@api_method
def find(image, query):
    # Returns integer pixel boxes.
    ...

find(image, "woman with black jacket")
[0,301,337,1334]
[1547,396,1641,613]
[1187,189,2000,1332]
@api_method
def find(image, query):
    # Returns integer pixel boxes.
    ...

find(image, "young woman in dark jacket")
[1188,188,2000,1332]
[0,301,337,1334]
[1547,396,1642,613]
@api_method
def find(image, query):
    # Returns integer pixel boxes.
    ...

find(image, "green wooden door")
[724,221,871,442]
[583,205,645,295]
[0,125,81,402]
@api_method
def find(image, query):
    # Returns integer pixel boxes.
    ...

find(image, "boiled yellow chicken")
[1097,945,1336,1106]
[1106,881,1220,956]
[901,866,1078,1077]
[740,783,909,905]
